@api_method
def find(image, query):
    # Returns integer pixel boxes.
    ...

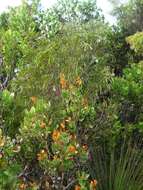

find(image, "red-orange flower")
[65,117,72,124]
[82,97,88,108]
[30,96,37,104]
[40,121,46,129]
[19,183,27,190]
[75,76,82,86]
[82,144,88,151]
[59,122,65,130]
[13,145,21,153]
[52,130,61,141]
[70,134,76,140]
[29,182,37,188]
[60,73,67,89]
[67,145,78,154]
[90,179,98,189]
[75,185,81,190]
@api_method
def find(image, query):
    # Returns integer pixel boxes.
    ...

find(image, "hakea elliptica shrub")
[0,73,96,189]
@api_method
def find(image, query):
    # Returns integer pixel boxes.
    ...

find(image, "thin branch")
[63,179,78,190]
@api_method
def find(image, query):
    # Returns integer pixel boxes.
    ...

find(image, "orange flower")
[60,122,65,130]
[40,121,46,129]
[67,145,78,154]
[75,76,82,86]
[65,117,72,124]
[75,185,81,190]
[70,134,76,140]
[82,144,88,151]
[30,96,37,104]
[29,182,37,187]
[13,145,21,153]
[52,130,61,141]
[60,73,67,89]
[90,179,98,189]
[19,183,27,190]
[59,140,64,146]
[37,149,47,161]
[82,97,88,108]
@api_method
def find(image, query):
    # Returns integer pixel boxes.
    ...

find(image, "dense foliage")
[0,0,143,189]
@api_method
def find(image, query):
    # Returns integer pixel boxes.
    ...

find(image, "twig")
[63,179,78,190]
